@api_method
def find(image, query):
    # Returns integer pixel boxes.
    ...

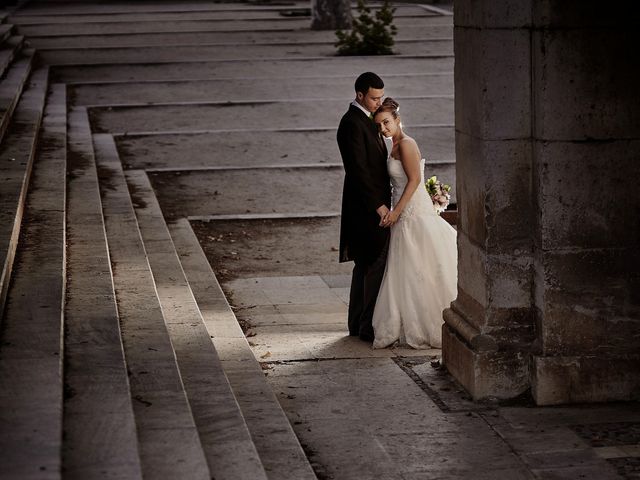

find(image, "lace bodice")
[388,157,436,218]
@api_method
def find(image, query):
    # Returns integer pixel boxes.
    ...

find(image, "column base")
[442,322,530,400]
[532,354,640,405]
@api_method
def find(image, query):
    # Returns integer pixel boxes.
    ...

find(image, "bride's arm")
[388,138,422,224]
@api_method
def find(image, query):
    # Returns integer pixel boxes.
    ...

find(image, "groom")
[336,72,391,342]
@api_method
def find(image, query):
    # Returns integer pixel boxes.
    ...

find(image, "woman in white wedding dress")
[371,98,457,349]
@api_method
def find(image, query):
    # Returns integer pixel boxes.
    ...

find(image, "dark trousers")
[348,242,388,339]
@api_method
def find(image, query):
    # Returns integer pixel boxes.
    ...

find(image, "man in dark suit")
[337,72,391,342]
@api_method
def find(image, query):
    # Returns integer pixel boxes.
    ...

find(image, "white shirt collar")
[351,99,372,119]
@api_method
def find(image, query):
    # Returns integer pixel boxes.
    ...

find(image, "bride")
[371,98,457,349]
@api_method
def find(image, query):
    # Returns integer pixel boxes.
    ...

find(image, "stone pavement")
[1,1,638,479]
[229,274,640,479]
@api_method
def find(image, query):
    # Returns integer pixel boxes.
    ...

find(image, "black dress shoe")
[359,332,374,342]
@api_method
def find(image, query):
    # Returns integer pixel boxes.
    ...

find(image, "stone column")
[445,0,640,404]
[529,3,640,404]
[443,2,536,400]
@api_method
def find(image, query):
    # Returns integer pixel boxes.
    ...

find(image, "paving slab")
[225,280,635,480]
[265,358,532,480]
[227,275,437,362]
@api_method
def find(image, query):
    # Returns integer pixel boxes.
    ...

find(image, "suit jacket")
[337,104,391,264]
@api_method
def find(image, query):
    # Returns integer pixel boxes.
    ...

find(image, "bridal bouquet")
[425,175,451,214]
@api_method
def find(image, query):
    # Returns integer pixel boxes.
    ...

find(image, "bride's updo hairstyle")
[374,97,400,119]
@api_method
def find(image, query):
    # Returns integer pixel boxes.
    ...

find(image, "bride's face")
[375,111,399,138]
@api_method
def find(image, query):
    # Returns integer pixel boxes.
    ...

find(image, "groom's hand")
[376,205,390,227]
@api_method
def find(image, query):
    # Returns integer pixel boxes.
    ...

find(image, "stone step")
[68,74,453,105]
[169,218,318,480]
[0,67,56,480]
[11,1,430,16]
[14,15,449,37]
[12,2,295,14]
[36,40,453,66]
[111,145,268,479]
[53,56,454,83]
[0,24,13,44]
[87,97,453,134]
[0,55,41,320]
[13,14,448,36]
[115,126,455,171]
[0,46,33,144]
[0,35,25,86]
[76,105,210,479]
[11,2,311,15]
[10,4,436,24]
[25,25,452,48]
[64,98,142,479]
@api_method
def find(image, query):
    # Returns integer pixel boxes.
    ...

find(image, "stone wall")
[445,0,640,405]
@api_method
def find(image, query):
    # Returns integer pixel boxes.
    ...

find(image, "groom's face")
[358,87,384,113]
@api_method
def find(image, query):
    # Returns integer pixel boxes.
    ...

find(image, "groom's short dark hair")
[355,72,384,94]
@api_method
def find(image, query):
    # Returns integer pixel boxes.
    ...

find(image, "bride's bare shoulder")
[397,136,420,156]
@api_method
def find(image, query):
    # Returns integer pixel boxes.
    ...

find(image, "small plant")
[335,0,397,56]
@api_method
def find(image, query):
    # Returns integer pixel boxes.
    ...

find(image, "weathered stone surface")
[535,248,640,356]
[451,0,640,403]
[535,140,640,251]
[454,27,531,140]
[456,133,533,251]
[533,0,640,29]
[533,29,640,141]
[455,233,487,311]
[442,324,531,400]
[455,0,532,28]
[532,355,640,405]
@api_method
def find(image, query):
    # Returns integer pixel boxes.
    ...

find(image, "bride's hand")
[386,209,400,226]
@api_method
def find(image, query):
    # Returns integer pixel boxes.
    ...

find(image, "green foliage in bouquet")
[425,175,452,214]
[335,0,397,56]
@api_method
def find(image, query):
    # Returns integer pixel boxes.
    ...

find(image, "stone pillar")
[445,0,640,405]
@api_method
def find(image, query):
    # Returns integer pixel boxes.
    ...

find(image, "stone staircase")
[0,7,317,480]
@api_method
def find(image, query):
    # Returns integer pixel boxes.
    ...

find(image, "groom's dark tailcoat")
[337,103,391,338]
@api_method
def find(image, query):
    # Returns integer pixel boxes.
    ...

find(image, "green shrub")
[335,0,397,56]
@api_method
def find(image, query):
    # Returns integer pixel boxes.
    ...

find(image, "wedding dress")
[372,157,458,349]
